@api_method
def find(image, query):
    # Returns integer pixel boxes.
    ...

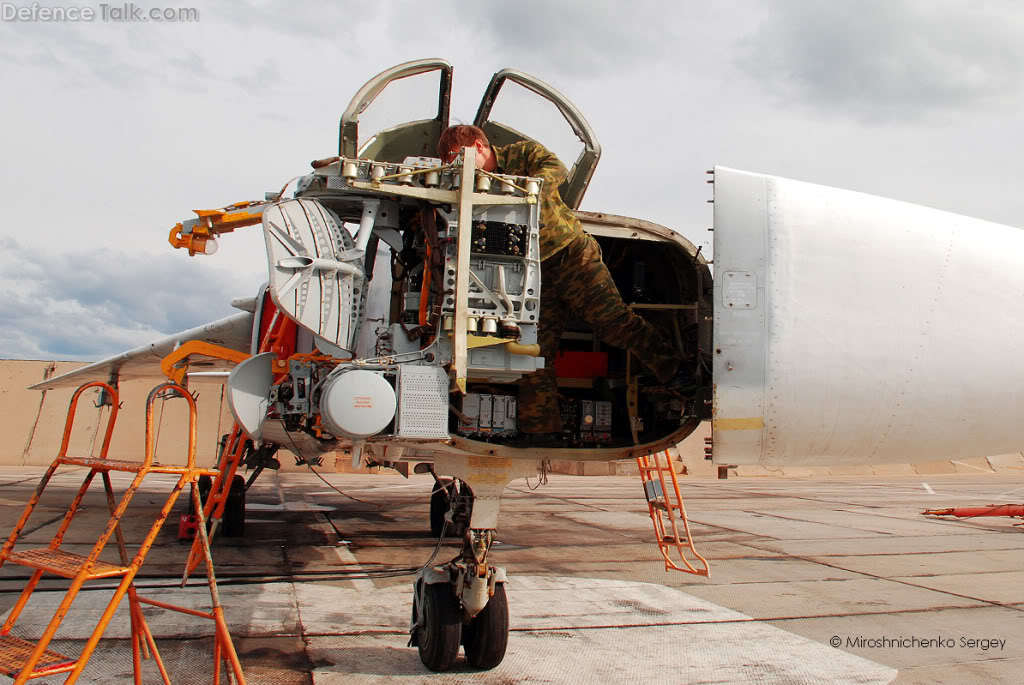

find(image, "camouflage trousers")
[517,233,679,434]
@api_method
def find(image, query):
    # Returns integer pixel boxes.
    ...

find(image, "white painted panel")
[712,169,769,463]
[713,166,1024,466]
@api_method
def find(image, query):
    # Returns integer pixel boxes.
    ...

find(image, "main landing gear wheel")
[415,582,462,672]
[462,582,509,669]
[429,478,451,538]
[197,474,245,536]
[198,474,212,503]
[222,474,246,537]
[429,478,470,538]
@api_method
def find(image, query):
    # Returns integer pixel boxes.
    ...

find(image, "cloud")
[0,239,254,360]
[209,1,372,41]
[0,22,152,91]
[456,1,681,78]
[0,13,284,96]
[230,58,282,91]
[737,0,1024,122]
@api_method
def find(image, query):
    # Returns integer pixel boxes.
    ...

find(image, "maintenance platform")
[0,467,1021,684]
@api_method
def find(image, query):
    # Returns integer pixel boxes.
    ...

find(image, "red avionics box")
[553,350,608,378]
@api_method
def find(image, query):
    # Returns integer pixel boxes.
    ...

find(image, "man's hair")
[437,125,489,159]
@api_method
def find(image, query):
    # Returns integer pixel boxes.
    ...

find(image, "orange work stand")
[0,381,246,684]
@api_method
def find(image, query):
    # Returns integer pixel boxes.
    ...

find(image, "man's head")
[437,125,496,171]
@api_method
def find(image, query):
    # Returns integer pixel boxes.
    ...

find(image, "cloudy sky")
[2,0,1023,360]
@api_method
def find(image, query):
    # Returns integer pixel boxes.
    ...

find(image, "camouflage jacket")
[493,140,583,261]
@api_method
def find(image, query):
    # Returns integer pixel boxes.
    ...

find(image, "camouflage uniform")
[494,141,679,434]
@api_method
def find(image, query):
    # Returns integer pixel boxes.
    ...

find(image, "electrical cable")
[305,462,376,507]
[525,459,550,491]
[281,415,462,579]
[278,425,377,507]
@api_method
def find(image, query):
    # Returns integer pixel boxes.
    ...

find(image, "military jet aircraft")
[31,58,1024,672]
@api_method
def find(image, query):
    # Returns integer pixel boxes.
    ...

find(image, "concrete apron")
[3,576,895,684]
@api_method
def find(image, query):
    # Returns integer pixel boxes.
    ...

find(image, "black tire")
[429,479,451,538]
[451,481,473,539]
[197,475,212,504]
[462,582,509,670]
[417,582,462,672]
[222,475,246,537]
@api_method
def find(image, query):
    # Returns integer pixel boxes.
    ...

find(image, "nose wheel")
[411,522,510,671]
[411,575,509,672]
[462,581,509,669]
[412,580,463,671]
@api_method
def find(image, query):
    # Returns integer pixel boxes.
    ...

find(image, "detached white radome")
[713,166,1024,467]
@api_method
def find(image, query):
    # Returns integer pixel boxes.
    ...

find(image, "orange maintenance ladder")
[182,425,248,578]
[0,381,246,684]
[636,449,710,576]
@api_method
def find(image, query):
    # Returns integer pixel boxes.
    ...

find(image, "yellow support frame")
[160,340,251,385]
[168,201,266,256]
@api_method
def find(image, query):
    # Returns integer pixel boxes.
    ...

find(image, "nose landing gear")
[410,530,509,672]
[410,455,535,671]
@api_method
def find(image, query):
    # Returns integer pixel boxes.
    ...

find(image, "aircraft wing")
[29,312,254,391]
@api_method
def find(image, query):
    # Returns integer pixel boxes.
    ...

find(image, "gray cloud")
[168,50,214,80]
[455,1,681,79]
[230,58,282,91]
[0,23,151,91]
[737,0,1024,122]
[209,1,371,41]
[0,239,256,360]
[1,15,278,96]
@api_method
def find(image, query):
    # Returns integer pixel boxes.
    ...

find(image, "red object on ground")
[554,350,608,378]
[922,504,1024,518]
[177,514,199,540]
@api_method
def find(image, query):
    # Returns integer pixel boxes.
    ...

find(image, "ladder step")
[57,457,221,476]
[6,549,129,580]
[57,456,147,472]
[0,635,76,678]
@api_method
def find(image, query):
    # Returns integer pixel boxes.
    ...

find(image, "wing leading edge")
[29,312,254,391]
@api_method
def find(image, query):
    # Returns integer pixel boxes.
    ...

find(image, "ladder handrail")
[58,382,120,460]
[144,383,197,468]
[5,379,121,564]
